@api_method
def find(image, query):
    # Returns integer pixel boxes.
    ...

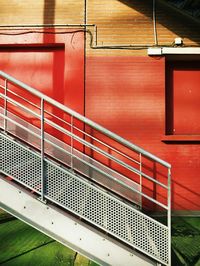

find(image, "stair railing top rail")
[0,70,171,168]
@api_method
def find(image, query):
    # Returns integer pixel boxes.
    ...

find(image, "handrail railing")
[0,70,171,168]
[0,90,168,190]
[0,70,171,265]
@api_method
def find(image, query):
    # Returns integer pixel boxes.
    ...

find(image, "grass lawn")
[0,212,98,266]
[0,210,200,266]
[172,217,200,266]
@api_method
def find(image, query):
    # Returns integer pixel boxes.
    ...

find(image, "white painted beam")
[148,48,162,55]
[162,47,200,54]
[148,47,200,55]
[0,178,156,266]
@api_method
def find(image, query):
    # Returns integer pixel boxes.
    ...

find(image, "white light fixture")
[174,37,183,45]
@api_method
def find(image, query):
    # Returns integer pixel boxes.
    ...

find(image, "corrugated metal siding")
[86,56,165,154]
[86,56,167,209]
[85,56,200,210]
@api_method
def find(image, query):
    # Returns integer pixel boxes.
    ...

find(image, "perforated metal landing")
[0,132,169,265]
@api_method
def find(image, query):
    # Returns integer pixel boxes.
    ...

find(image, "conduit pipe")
[0,23,156,50]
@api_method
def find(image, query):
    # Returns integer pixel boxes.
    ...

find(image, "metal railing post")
[168,167,171,266]
[70,116,74,169]
[3,79,7,131]
[139,153,142,209]
[41,98,45,202]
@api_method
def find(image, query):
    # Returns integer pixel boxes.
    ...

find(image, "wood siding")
[0,0,199,56]
[86,0,200,56]
[0,0,84,25]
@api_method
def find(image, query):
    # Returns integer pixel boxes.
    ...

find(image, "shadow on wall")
[137,160,200,211]
[118,0,200,45]
[44,0,56,26]
[43,0,65,138]
[172,179,200,210]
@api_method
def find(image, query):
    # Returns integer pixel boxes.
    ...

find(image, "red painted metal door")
[0,45,65,103]
[167,61,200,135]
[0,38,84,151]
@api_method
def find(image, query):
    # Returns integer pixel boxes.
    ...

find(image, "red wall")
[86,56,200,211]
[0,29,84,114]
[1,29,200,211]
[0,29,84,148]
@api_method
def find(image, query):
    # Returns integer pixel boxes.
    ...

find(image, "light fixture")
[174,37,183,45]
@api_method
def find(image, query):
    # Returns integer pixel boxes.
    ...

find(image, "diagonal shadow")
[0,240,55,265]
[117,0,200,45]
[43,0,65,142]
[44,0,56,27]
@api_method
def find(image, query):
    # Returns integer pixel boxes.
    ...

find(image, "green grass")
[0,219,55,264]
[0,212,99,266]
[2,242,75,266]
[1,211,200,266]
[171,217,200,266]
[0,210,13,222]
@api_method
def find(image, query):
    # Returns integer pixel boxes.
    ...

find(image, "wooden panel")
[86,0,200,56]
[0,0,199,56]
[87,0,154,56]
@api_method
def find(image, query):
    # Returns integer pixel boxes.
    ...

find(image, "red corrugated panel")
[167,61,200,135]
[0,30,84,150]
[86,56,200,211]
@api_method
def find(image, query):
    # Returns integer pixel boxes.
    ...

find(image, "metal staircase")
[0,71,171,266]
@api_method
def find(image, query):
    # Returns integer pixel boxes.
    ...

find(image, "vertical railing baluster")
[139,153,142,209]
[168,167,171,266]
[71,115,74,170]
[41,98,45,202]
[3,79,8,132]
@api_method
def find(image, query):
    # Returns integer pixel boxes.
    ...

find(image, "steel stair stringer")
[0,177,156,266]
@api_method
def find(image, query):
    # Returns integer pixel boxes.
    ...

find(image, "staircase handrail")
[0,70,171,168]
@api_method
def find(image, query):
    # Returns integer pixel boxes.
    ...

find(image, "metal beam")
[0,178,156,266]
